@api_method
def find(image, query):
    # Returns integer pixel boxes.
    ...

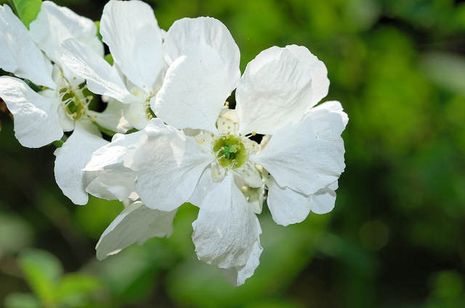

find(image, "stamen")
[59,83,90,121]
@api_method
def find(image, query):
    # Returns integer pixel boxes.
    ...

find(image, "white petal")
[124,98,150,130]
[192,174,262,285]
[163,17,240,68]
[312,100,349,127]
[154,17,240,132]
[96,201,175,260]
[86,169,138,203]
[267,179,311,226]
[234,241,262,285]
[216,109,240,135]
[0,76,62,147]
[30,1,103,63]
[286,45,329,104]
[57,103,75,132]
[132,120,212,211]
[54,121,108,205]
[100,0,163,90]
[309,185,337,215]
[236,45,329,135]
[188,169,215,206]
[233,161,263,188]
[60,39,137,103]
[254,106,346,195]
[84,129,149,202]
[267,179,337,226]
[88,101,131,133]
[0,5,55,88]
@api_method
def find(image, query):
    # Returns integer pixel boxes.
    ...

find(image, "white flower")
[84,17,348,285]
[59,0,166,130]
[0,2,108,204]
[81,125,177,260]
[95,200,176,260]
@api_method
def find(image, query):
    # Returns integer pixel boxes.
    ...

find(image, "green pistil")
[213,135,247,169]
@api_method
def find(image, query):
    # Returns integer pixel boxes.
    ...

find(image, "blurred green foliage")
[5,249,102,307]
[1,0,465,307]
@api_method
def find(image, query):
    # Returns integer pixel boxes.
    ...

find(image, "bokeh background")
[1,0,465,307]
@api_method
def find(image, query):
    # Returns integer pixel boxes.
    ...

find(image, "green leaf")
[18,249,63,306]
[421,52,465,96]
[74,196,123,239]
[52,139,64,148]
[10,0,42,28]
[97,246,159,301]
[55,274,102,306]
[104,54,114,65]
[430,271,464,299]
[4,293,41,308]
[0,212,32,257]
[94,20,102,41]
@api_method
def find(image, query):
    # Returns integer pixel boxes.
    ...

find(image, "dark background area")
[1,0,465,307]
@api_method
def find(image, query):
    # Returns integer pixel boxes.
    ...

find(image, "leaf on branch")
[10,0,42,28]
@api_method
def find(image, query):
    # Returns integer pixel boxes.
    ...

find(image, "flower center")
[59,84,89,121]
[213,135,247,169]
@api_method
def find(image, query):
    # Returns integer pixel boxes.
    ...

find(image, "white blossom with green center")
[191,109,265,208]
[59,0,167,131]
[0,1,108,205]
[83,16,348,286]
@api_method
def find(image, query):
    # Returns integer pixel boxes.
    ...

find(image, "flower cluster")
[0,0,348,285]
